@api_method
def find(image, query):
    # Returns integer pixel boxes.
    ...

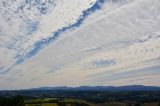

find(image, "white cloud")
[0,0,160,89]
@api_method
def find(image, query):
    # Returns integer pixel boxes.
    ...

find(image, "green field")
[25,103,58,106]
[25,98,160,106]
[25,98,94,106]
[25,98,59,106]
[25,98,58,103]
[0,91,160,106]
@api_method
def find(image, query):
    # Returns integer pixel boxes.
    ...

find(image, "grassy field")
[25,98,58,106]
[25,98,160,106]
[25,103,58,106]
[141,103,159,106]
[25,98,57,103]
[1,91,159,106]
[25,98,94,106]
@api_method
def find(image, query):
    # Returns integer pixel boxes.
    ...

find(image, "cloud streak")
[0,0,160,89]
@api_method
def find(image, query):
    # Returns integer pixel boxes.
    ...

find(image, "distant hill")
[0,85,160,98]
[29,85,160,91]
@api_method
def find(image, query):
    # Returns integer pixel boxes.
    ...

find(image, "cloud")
[0,0,98,73]
[0,0,160,89]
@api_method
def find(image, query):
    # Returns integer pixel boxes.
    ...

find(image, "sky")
[0,0,160,90]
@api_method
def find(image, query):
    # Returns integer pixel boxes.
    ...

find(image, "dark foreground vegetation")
[0,95,25,106]
[0,90,160,106]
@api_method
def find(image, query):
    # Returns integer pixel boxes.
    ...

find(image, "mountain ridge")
[27,85,160,91]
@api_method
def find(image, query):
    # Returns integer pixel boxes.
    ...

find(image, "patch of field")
[57,98,94,106]
[24,97,160,106]
[141,103,159,106]
[25,98,57,103]
[25,103,58,106]
[25,98,59,106]
[104,102,127,106]
[25,98,94,106]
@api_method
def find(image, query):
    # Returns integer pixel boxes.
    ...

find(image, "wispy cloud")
[0,0,160,89]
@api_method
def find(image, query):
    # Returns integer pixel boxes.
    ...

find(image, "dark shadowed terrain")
[0,85,160,106]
